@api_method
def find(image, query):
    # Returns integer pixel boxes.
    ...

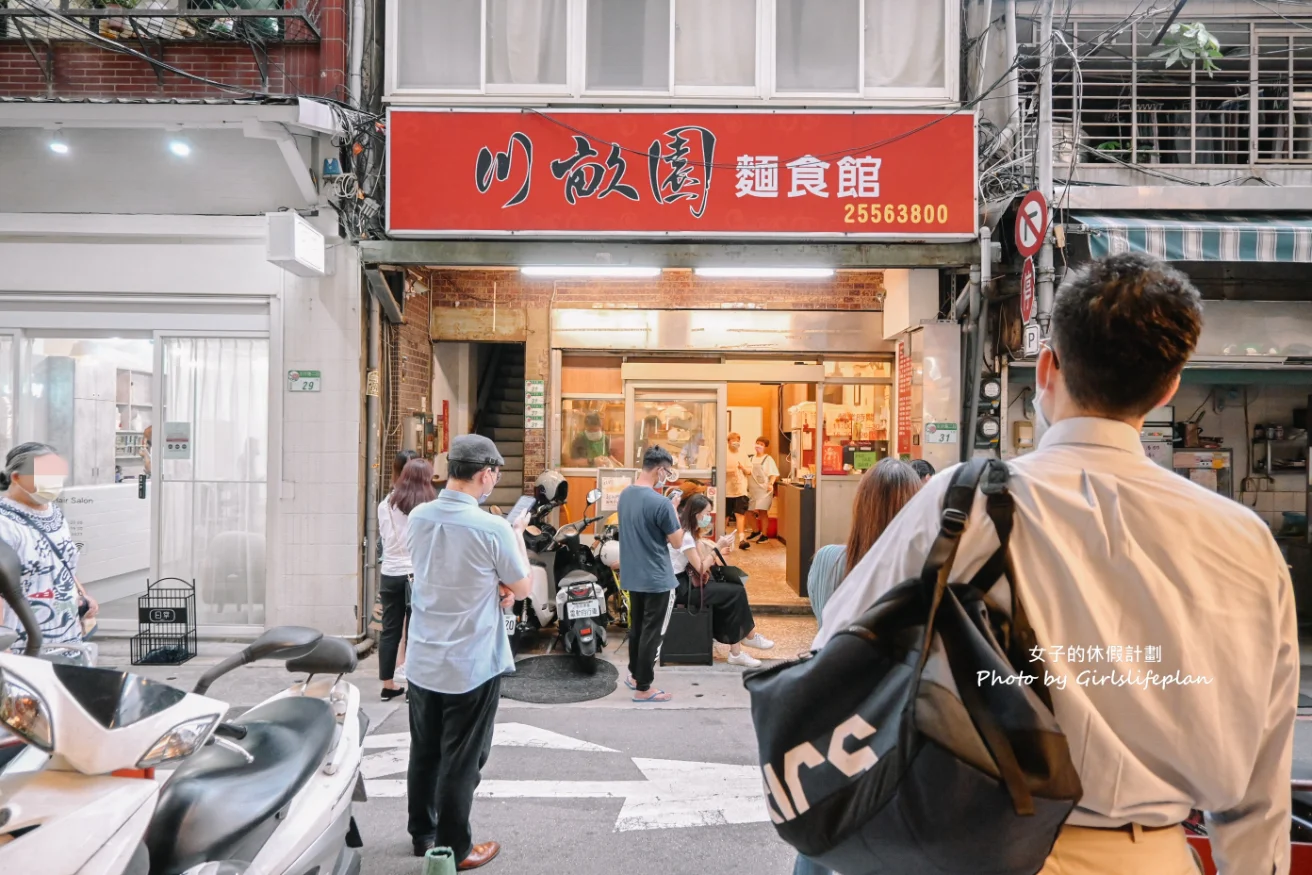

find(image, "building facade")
[0,1,378,638]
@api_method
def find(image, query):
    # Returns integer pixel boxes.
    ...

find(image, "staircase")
[476,345,527,508]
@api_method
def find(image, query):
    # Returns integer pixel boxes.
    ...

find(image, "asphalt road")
[354,693,799,875]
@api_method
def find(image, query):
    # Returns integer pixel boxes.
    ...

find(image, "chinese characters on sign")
[524,380,546,430]
[163,422,191,460]
[389,111,976,236]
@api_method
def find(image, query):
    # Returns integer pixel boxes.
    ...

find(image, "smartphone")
[506,494,536,526]
[666,489,683,505]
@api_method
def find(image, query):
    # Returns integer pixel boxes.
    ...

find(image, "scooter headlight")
[138,714,220,768]
[0,671,53,751]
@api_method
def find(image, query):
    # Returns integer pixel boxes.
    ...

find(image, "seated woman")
[669,493,774,668]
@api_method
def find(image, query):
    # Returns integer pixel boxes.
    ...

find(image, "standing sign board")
[388,110,977,238]
[1014,190,1049,259]
[597,469,639,514]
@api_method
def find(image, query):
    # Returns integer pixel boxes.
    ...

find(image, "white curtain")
[158,338,269,626]
[396,0,481,89]
[675,0,756,88]
[775,0,860,92]
[865,0,945,89]
[587,0,671,91]
[487,0,568,85]
[0,336,11,461]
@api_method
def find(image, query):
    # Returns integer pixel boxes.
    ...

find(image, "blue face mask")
[698,514,712,529]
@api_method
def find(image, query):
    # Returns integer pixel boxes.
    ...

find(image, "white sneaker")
[727,650,762,668]
[394,665,407,684]
[742,633,775,650]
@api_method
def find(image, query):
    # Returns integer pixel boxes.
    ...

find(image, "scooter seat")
[145,696,335,874]
[559,569,597,589]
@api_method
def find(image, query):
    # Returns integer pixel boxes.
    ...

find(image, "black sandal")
[381,686,406,701]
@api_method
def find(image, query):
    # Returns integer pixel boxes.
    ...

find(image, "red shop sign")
[387,109,977,238]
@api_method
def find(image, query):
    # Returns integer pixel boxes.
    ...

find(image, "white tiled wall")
[274,243,364,636]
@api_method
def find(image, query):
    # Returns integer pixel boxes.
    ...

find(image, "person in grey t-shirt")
[617,446,684,702]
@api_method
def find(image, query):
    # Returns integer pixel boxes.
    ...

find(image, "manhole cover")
[501,655,619,704]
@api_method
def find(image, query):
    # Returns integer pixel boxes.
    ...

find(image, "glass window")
[561,355,623,395]
[824,359,893,378]
[633,395,716,471]
[864,0,944,88]
[775,0,859,93]
[820,383,892,476]
[675,0,756,88]
[0,336,12,461]
[396,0,481,90]
[487,0,569,86]
[562,399,625,467]
[587,0,671,91]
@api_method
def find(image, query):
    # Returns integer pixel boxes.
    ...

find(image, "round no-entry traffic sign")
[1015,190,1049,258]
[1020,257,1036,324]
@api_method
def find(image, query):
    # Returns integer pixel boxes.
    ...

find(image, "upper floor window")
[386,0,956,102]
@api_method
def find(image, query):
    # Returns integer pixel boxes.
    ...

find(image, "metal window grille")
[1021,18,1312,166]
[130,577,198,666]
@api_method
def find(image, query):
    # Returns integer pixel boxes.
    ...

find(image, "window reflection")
[633,397,716,470]
[562,399,625,467]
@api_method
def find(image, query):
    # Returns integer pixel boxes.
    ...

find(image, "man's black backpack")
[743,459,1083,875]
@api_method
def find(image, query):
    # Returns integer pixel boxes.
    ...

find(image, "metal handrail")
[0,2,322,43]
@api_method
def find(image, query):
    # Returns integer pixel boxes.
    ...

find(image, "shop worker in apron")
[405,435,532,870]
[817,252,1297,875]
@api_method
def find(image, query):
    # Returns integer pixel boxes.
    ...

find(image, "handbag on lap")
[743,459,1082,875]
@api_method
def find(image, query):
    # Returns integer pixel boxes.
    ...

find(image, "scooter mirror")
[585,488,602,507]
[193,626,323,694]
[0,540,41,655]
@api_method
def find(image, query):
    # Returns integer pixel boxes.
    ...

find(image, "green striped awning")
[1070,212,1312,263]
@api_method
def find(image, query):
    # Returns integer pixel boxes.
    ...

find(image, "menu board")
[896,340,913,457]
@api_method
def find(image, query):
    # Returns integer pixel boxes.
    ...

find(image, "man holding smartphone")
[404,435,532,869]
[618,446,684,703]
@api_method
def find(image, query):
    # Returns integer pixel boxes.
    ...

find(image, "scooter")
[519,488,611,672]
[0,541,367,875]
[593,511,626,628]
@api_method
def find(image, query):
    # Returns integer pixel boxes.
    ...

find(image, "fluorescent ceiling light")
[48,131,69,155]
[520,266,661,278]
[695,267,834,279]
[168,137,192,157]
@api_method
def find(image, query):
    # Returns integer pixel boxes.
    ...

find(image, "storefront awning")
[1070,212,1312,263]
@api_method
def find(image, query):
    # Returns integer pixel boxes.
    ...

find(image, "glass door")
[624,383,727,531]
[0,333,15,460]
[155,335,270,626]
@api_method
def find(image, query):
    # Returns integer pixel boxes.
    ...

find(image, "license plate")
[504,614,517,635]
[567,600,601,620]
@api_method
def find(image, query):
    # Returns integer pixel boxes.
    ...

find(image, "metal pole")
[348,0,365,108]
[1035,0,1057,336]
[364,294,381,640]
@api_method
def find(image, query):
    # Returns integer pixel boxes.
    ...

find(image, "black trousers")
[627,590,675,692]
[378,574,411,682]
[407,675,501,861]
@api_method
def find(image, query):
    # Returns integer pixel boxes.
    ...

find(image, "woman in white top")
[744,437,780,545]
[377,455,434,700]
[0,442,97,660]
[668,493,774,668]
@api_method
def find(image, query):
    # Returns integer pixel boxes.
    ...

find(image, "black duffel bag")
[743,459,1082,875]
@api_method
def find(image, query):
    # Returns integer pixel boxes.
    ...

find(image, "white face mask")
[585,430,604,441]
[1032,388,1052,447]
[477,470,495,504]
[755,445,766,456]
[729,441,740,451]
[23,474,65,506]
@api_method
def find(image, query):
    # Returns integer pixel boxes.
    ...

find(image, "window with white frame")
[387,0,955,100]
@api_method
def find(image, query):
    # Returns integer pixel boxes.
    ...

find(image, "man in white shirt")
[816,252,1297,875]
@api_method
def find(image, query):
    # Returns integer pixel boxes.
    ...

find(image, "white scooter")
[0,542,367,875]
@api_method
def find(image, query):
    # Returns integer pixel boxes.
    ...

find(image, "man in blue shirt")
[617,446,684,702]
[405,435,532,869]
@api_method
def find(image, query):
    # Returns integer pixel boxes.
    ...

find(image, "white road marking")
[366,757,767,832]
[363,722,616,753]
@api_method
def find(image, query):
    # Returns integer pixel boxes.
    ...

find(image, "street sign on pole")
[1020,257,1036,324]
[1015,190,1049,259]
[1023,322,1042,358]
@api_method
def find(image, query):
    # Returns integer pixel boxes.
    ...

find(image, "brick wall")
[426,268,887,311]
[382,283,433,466]
[0,0,346,99]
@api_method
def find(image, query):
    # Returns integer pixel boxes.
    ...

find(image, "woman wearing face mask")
[669,493,774,668]
[745,437,780,545]
[0,442,95,655]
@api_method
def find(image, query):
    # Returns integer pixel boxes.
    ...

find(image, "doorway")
[3,332,270,632]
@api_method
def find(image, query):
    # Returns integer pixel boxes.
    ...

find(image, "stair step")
[501,455,524,472]
[487,486,527,506]
[499,470,524,489]
[496,442,524,456]
[477,426,522,442]
[486,413,525,429]
[488,400,521,414]
[491,387,522,402]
